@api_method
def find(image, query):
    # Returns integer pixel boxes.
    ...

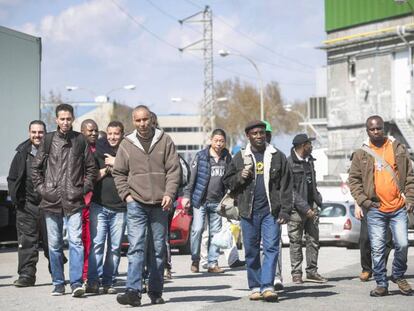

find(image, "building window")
[309,97,327,119]
[163,127,202,133]
[348,57,356,82]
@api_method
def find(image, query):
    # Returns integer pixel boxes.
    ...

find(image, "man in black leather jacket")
[8,120,49,287]
[32,104,96,297]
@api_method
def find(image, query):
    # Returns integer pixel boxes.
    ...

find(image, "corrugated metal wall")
[325,0,414,32]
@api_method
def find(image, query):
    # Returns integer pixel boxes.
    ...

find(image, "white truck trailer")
[0,25,41,243]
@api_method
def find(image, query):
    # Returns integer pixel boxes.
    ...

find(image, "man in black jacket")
[7,120,48,287]
[287,133,326,284]
[223,120,292,303]
[32,104,96,297]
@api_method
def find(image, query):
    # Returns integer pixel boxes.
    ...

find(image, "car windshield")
[320,203,346,217]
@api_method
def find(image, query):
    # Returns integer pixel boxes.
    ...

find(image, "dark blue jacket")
[183,147,231,208]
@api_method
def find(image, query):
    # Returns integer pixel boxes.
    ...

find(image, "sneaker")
[370,286,388,297]
[207,265,225,273]
[51,284,65,296]
[391,277,413,296]
[164,268,172,280]
[141,281,148,294]
[274,279,284,292]
[229,260,246,268]
[201,262,208,270]
[306,272,328,283]
[103,286,117,294]
[148,292,165,304]
[191,261,200,273]
[292,275,304,284]
[359,271,372,282]
[117,290,141,307]
[71,284,85,298]
[248,291,262,301]
[84,282,100,294]
[13,277,35,287]
[262,290,279,302]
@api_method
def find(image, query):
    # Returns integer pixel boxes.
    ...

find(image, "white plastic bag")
[211,226,233,249]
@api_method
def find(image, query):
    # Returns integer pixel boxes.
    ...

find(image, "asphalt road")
[0,246,413,311]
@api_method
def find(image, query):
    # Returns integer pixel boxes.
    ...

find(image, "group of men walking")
[7,106,414,306]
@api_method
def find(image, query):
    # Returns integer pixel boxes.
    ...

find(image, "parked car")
[170,197,192,254]
[281,201,360,248]
[318,201,360,248]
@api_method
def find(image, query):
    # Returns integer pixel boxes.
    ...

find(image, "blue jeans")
[241,210,280,293]
[45,211,83,286]
[190,202,222,267]
[88,203,126,287]
[367,207,408,288]
[126,201,168,294]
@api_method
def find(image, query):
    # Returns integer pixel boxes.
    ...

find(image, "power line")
[183,0,315,70]
[109,0,178,50]
[110,0,312,86]
[145,0,312,74]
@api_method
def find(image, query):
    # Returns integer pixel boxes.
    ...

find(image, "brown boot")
[191,261,199,273]
[262,290,279,302]
[207,265,224,273]
[359,271,372,282]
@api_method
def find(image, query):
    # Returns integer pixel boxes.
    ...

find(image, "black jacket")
[223,143,293,221]
[7,139,40,207]
[287,148,322,216]
[32,130,96,216]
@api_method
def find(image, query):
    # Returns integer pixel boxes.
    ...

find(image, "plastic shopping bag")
[211,226,233,249]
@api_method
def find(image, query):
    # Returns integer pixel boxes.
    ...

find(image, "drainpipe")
[396,25,413,121]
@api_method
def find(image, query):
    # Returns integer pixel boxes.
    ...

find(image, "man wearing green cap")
[262,121,284,292]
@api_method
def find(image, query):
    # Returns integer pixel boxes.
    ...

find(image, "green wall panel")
[325,0,414,32]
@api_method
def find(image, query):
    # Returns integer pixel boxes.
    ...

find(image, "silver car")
[318,201,360,248]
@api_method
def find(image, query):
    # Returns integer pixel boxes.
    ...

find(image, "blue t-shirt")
[252,151,270,214]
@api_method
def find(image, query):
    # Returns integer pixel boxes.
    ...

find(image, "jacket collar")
[290,147,316,163]
[244,142,277,156]
[126,128,163,152]
[362,136,396,148]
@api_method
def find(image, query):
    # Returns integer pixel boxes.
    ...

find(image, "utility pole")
[179,6,214,142]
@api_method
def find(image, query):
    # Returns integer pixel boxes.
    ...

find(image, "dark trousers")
[360,207,393,273]
[16,201,49,280]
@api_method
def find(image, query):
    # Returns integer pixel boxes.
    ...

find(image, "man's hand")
[161,195,173,211]
[306,209,316,219]
[355,204,364,220]
[406,203,414,213]
[241,168,253,179]
[104,153,115,167]
[181,197,191,213]
[126,195,134,203]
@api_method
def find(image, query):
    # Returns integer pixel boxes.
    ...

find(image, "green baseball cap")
[263,120,272,133]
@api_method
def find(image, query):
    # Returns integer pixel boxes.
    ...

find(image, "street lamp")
[284,104,322,140]
[218,49,264,121]
[66,84,136,103]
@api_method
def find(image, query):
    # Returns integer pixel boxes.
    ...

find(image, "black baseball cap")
[292,133,315,146]
[245,120,266,134]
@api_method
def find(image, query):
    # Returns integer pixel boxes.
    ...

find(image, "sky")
[0,0,327,116]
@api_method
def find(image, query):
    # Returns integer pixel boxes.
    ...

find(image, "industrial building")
[323,0,414,178]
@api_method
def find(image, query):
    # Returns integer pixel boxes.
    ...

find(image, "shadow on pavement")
[279,290,338,301]
[168,294,241,303]
[164,284,231,292]
[173,273,236,279]
[284,284,335,293]
[324,276,356,282]
[0,275,12,279]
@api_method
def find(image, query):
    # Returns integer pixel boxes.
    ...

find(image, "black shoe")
[13,277,35,287]
[148,292,165,305]
[117,290,141,307]
[71,284,85,297]
[84,282,100,294]
[229,260,246,269]
[51,284,65,296]
[274,280,284,292]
